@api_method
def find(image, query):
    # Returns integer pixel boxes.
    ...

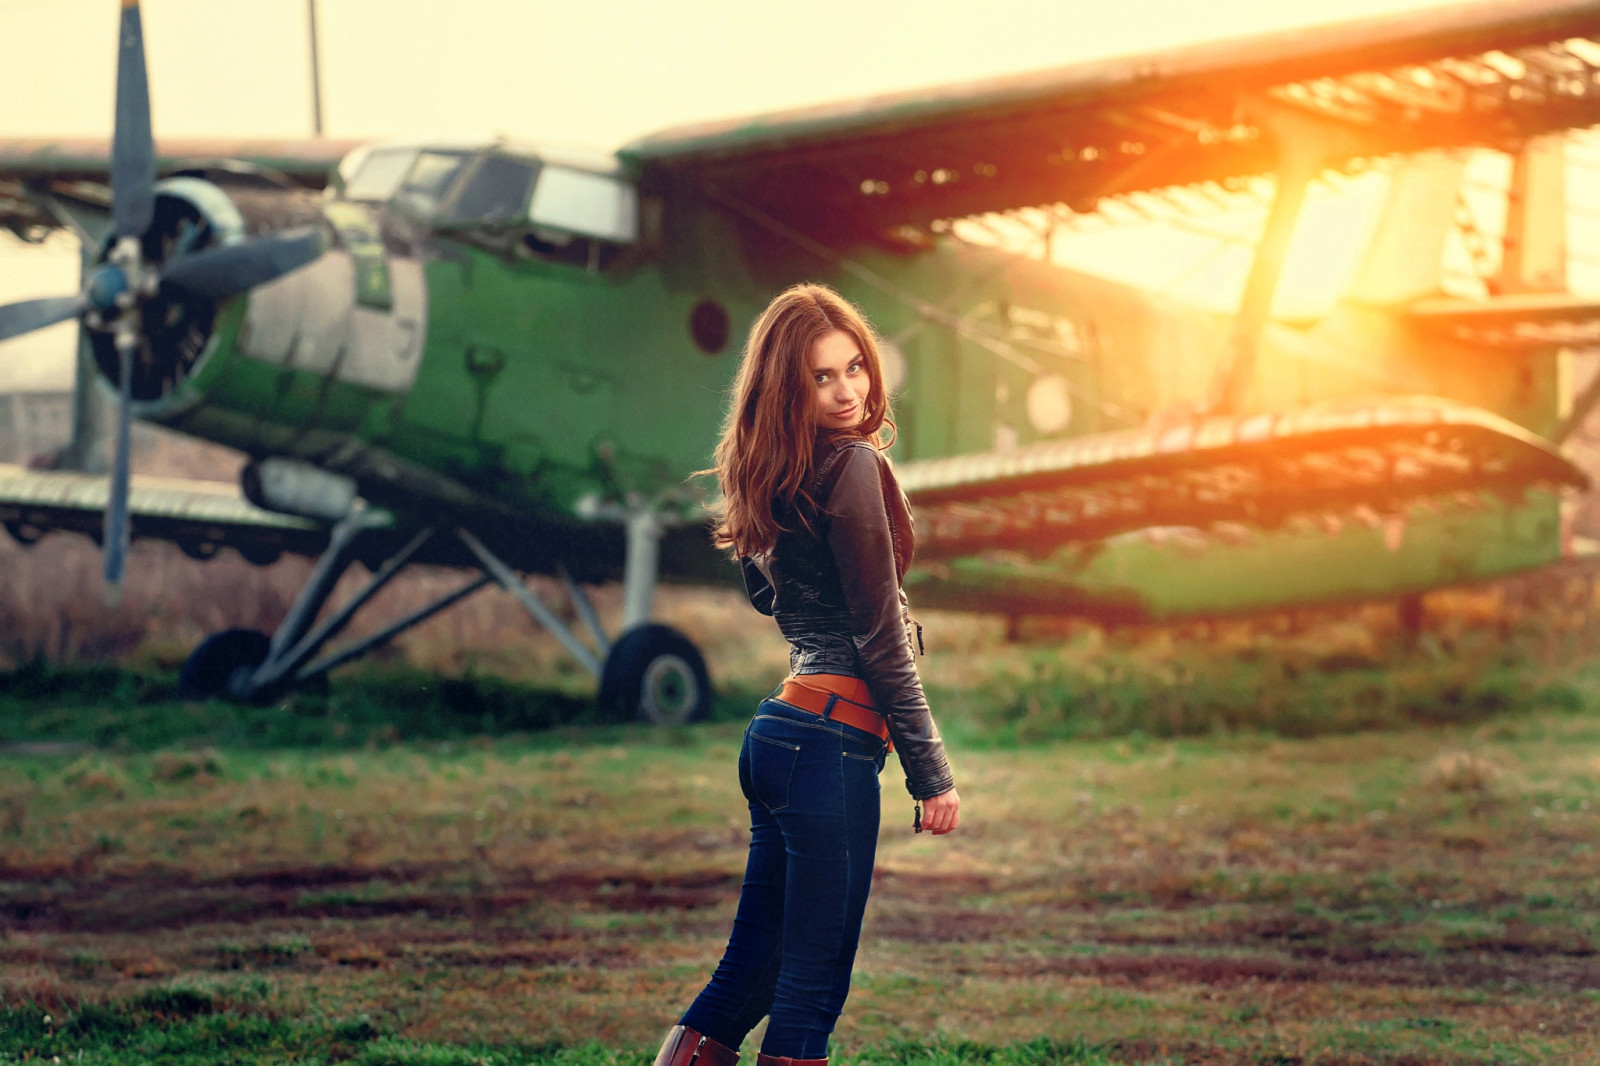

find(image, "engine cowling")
[87,174,327,412]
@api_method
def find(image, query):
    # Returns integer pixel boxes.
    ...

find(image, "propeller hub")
[85,179,241,406]
[85,264,131,314]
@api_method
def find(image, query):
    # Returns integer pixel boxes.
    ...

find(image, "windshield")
[442,155,539,225]
[343,148,419,203]
[528,166,637,243]
[393,151,471,215]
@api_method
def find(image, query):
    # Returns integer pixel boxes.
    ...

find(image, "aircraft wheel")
[178,628,271,701]
[597,623,712,725]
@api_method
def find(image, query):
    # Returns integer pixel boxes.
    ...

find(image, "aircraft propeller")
[110,0,155,243]
[0,296,89,343]
[0,0,328,594]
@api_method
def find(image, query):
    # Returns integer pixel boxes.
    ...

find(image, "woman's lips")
[831,404,857,420]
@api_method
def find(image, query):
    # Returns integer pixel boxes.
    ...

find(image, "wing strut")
[1555,366,1600,445]
[1206,104,1367,414]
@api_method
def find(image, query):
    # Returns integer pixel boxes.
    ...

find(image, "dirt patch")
[11,860,1596,997]
[0,863,742,934]
[976,949,1600,993]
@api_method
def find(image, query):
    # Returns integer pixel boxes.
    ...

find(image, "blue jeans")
[681,697,887,1058]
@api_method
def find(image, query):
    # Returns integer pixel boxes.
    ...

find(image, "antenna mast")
[308,0,324,136]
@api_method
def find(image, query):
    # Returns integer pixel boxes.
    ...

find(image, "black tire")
[177,628,271,701]
[597,623,712,725]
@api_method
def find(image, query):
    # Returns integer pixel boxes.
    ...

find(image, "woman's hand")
[918,788,961,835]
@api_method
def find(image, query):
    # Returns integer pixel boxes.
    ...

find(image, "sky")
[0,0,1466,147]
[0,0,1569,389]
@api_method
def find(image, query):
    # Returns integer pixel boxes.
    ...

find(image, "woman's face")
[808,330,871,430]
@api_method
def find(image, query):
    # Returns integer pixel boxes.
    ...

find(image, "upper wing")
[623,0,1600,244]
[0,138,361,239]
[897,396,1587,559]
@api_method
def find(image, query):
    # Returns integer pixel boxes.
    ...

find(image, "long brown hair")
[709,283,895,557]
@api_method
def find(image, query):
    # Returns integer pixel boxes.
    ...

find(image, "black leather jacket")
[740,435,956,800]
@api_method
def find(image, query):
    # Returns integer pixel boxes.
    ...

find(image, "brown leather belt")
[774,673,891,747]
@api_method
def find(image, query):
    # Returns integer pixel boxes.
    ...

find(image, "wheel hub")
[640,653,699,725]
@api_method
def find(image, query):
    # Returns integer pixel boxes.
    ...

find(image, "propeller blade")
[111,0,155,240]
[159,229,328,301]
[0,294,87,344]
[103,336,135,595]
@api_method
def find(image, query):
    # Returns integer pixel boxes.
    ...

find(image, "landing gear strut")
[598,507,712,723]
[178,511,492,703]
[461,515,712,724]
[177,506,713,722]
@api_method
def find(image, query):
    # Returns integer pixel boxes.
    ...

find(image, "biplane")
[1,0,1597,720]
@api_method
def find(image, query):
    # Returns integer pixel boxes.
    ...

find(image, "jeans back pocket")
[746,732,801,811]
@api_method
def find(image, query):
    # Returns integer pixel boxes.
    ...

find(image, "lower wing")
[898,396,1587,560]
[0,463,327,565]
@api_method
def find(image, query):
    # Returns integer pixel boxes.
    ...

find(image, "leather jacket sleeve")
[825,446,956,799]
[741,556,776,616]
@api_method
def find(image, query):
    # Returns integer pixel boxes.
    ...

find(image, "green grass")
[8,597,1600,1063]
[0,658,765,752]
[6,709,1600,1062]
[8,624,1600,757]
[931,631,1599,748]
[0,997,1135,1066]
[0,997,631,1066]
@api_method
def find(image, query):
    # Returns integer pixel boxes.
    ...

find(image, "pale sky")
[1,0,1466,146]
[0,0,1574,390]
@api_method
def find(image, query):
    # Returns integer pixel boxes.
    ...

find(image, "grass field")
[5,680,1600,1064]
[5,550,1600,1063]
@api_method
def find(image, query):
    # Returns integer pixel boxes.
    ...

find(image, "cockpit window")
[442,156,539,226]
[528,166,637,243]
[393,151,471,215]
[343,148,419,203]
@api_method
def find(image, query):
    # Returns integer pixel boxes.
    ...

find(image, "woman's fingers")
[920,788,960,835]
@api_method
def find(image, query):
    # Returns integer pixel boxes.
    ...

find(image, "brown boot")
[755,1055,827,1066]
[654,1025,740,1066]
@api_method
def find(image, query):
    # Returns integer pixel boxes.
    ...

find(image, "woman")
[655,284,961,1066]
